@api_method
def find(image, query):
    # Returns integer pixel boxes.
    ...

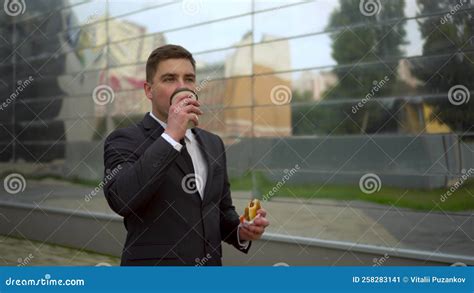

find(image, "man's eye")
[164,78,174,82]
[186,78,195,82]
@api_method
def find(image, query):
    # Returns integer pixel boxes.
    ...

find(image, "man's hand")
[239,208,269,241]
[165,94,202,141]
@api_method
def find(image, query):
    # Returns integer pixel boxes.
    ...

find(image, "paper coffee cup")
[169,88,199,129]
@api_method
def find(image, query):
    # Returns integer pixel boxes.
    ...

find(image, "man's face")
[145,58,196,121]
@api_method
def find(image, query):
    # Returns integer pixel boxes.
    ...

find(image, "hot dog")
[240,199,261,223]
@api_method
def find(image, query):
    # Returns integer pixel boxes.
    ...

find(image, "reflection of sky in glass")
[164,15,252,53]
[107,0,173,18]
[111,1,251,34]
[104,1,339,72]
[68,0,428,73]
[403,0,422,57]
[253,1,339,41]
[68,0,106,24]
[254,1,338,72]
[404,20,422,57]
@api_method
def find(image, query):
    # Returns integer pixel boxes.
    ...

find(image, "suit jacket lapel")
[142,113,191,177]
[192,128,214,206]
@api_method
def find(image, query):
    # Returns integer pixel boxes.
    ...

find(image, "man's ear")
[144,82,152,100]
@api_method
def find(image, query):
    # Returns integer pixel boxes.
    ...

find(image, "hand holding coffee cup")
[165,88,201,141]
[170,88,198,105]
[170,88,199,129]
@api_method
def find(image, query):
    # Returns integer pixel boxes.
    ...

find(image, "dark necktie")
[179,138,199,197]
[179,138,195,174]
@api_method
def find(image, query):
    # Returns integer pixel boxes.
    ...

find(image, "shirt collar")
[148,111,193,141]
[149,111,167,129]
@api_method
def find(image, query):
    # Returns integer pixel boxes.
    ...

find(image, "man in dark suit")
[103,44,269,266]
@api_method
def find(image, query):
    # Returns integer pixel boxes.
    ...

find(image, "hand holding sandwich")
[239,199,269,241]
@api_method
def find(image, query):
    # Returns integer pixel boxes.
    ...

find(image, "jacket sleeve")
[103,128,179,217]
[217,136,251,253]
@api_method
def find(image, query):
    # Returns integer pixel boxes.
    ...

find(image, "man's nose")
[177,79,186,88]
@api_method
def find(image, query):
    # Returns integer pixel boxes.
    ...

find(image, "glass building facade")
[1,0,473,259]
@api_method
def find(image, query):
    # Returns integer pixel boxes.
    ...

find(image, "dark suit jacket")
[103,113,250,266]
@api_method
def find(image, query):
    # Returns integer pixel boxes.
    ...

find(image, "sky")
[69,0,424,77]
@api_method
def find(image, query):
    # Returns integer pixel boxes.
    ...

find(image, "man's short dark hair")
[146,44,196,83]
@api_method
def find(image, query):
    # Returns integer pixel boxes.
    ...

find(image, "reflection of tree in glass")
[412,0,474,134]
[331,1,406,90]
[293,0,407,135]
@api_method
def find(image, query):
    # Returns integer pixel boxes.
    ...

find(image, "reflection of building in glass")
[225,33,292,137]
[2,0,76,164]
[1,0,472,190]
[99,18,166,118]
[294,71,337,101]
[396,59,451,134]
[1,1,473,263]
[192,32,292,137]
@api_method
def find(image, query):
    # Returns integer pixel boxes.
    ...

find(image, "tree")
[412,0,474,134]
[293,0,407,135]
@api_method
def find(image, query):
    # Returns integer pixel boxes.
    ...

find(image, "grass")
[230,171,474,212]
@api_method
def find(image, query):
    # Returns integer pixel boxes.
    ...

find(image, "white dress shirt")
[149,111,207,199]
[148,112,249,248]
